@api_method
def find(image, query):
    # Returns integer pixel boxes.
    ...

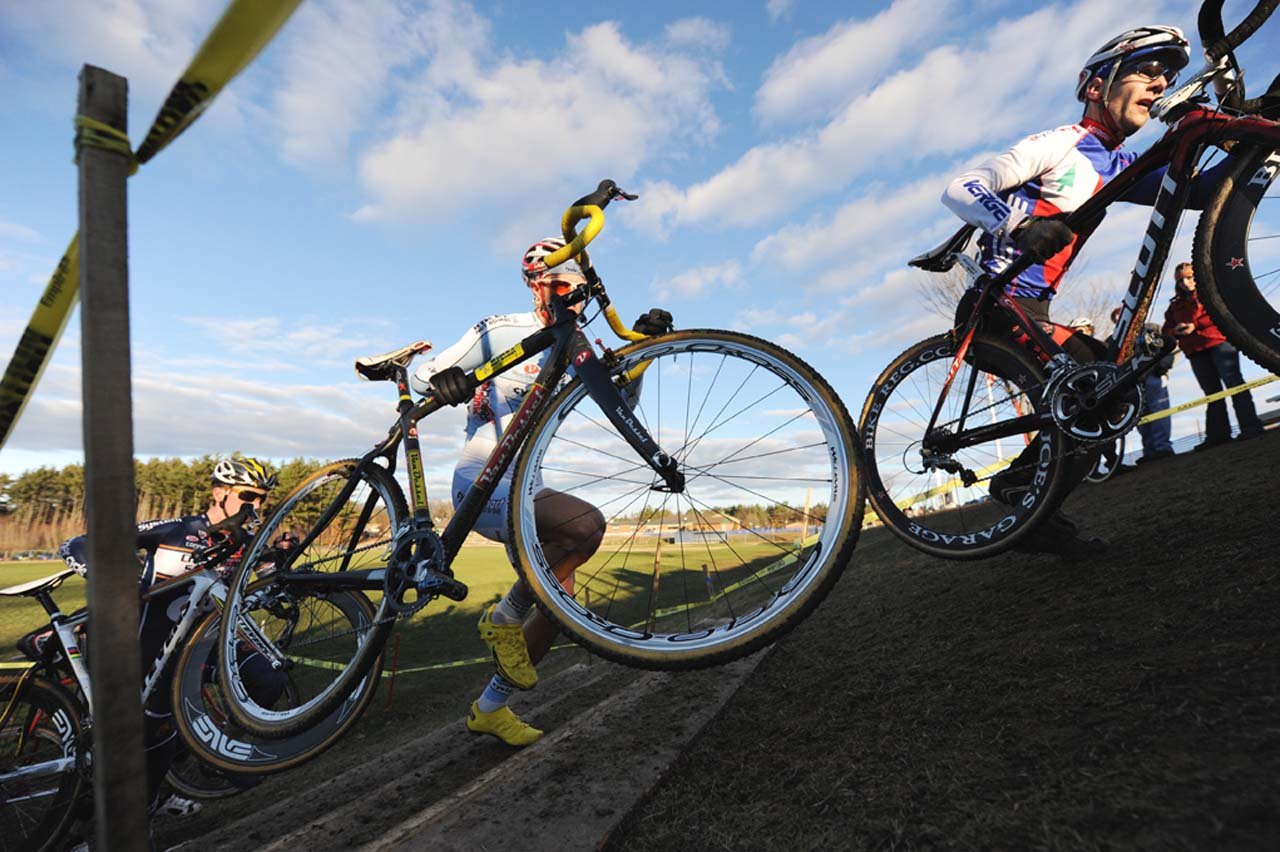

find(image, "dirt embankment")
[616,434,1280,851]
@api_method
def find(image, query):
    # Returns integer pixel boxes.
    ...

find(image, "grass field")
[1,545,540,668]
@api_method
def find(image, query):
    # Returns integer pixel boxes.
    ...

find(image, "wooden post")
[77,65,149,850]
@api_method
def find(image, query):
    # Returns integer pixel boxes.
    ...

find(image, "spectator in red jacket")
[1163,262,1264,449]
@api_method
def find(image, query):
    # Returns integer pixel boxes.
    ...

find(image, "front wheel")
[217,459,404,738]
[508,329,863,670]
[1194,145,1280,374]
[859,333,1076,559]
[0,675,85,852]
[173,591,382,774]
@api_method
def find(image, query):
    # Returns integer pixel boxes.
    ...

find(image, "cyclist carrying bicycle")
[939,23,1228,555]
[410,237,673,746]
[41,458,287,830]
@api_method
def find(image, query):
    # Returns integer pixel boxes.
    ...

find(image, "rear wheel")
[1194,145,1280,373]
[859,332,1076,559]
[217,460,403,738]
[0,676,84,852]
[508,329,862,670]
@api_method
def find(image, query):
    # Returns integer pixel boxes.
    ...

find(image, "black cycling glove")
[633,308,674,336]
[430,366,473,405]
[1012,216,1074,262]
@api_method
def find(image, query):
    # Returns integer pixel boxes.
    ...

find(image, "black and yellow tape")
[0,0,302,450]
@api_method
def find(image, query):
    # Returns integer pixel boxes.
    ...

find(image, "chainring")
[1044,361,1143,443]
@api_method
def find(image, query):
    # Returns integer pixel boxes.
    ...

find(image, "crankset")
[383,525,467,616]
[1044,361,1142,443]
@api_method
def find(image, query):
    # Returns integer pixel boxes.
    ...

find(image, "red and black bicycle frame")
[926,108,1280,453]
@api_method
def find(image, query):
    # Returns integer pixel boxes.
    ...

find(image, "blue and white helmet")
[1076,25,1190,102]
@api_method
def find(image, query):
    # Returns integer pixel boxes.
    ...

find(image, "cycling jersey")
[58,513,284,803]
[410,312,555,541]
[61,513,218,612]
[410,310,639,542]
[943,117,1223,300]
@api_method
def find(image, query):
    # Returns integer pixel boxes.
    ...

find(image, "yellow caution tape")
[0,0,302,450]
[1136,374,1277,424]
[74,116,138,174]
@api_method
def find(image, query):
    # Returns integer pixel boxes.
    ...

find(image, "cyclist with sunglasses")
[48,457,285,828]
[937,24,1234,556]
[410,236,673,746]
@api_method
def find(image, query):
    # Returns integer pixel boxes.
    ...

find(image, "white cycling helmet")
[211,457,277,491]
[1076,25,1190,102]
[521,237,584,285]
[1068,316,1095,331]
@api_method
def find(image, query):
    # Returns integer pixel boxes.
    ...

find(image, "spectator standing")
[1163,262,1265,449]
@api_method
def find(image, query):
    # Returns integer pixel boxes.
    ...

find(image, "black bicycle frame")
[927,108,1280,453]
[279,291,680,590]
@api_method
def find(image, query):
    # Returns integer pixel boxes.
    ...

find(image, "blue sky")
[2,0,1276,494]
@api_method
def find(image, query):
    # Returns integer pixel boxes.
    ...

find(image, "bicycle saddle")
[0,568,77,598]
[908,224,977,272]
[355,340,433,382]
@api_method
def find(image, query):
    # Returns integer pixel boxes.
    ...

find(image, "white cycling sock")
[476,674,516,713]
[490,584,534,625]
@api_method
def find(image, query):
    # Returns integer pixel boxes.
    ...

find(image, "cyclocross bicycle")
[0,513,382,852]
[216,179,864,739]
[859,0,1280,559]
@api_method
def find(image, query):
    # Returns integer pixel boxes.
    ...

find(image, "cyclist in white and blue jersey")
[411,237,673,746]
[938,24,1224,556]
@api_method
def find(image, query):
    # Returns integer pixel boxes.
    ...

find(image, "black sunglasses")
[1120,58,1179,87]
[233,489,267,504]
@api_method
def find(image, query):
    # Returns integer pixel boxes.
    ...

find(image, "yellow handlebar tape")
[542,204,604,270]
[0,0,302,450]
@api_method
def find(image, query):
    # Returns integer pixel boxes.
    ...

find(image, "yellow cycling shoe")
[467,701,544,747]
[477,606,538,689]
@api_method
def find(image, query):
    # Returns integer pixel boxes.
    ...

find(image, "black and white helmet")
[211,457,277,491]
[1076,25,1190,101]
[521,237,583,285]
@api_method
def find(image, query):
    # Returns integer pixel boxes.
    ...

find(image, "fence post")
[77,64,149,850]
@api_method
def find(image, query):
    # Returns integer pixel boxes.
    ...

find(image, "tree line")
[0,456,333,555]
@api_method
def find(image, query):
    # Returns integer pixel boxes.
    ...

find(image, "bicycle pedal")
[415,569,468,602]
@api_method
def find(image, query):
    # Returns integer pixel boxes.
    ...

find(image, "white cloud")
[271,0,488,167]
[0,222,41,242]
[654,261,742,300]
[0,0,253,128]
[637,0,1163,233]
[665,17,731,52]
[1,345,467,473]
[755,0,952,126]
[751,169,954,272]
[179,315,396,370]
[351,18,726,222]
[765,0,791,22]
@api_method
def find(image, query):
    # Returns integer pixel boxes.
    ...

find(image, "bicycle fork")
[570,333,685,493]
